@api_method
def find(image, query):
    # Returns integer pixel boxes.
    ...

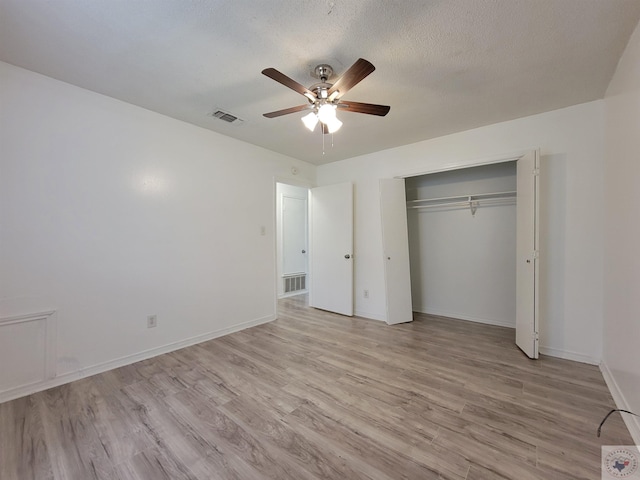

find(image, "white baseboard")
[354,310,386,322]
[413,306,515,329]
[538,346,600,365]
[600,361,640,445]
[278,290,308,299]
[0,314,275,404]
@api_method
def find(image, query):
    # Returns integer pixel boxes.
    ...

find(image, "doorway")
[276,183,309,300]
[275,180,355,318]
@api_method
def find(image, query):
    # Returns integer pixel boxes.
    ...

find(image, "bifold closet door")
[516,150,540,359]
[309,182,353,316]
[380,178,413,325]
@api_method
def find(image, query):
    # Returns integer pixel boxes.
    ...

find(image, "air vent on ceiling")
[208,108,245,125]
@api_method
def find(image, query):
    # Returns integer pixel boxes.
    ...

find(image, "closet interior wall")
[406,161,517,328]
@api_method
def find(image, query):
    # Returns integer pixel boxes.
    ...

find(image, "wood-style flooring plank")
[0,395,54,480]
[0,293,634,479]
[162,389,319,480]
[287,402,464,480]
[218,395,372,480]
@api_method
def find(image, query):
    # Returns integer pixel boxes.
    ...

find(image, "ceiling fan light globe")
[302,111,318,131]
[326,117,343,134]
[317,103,337,123]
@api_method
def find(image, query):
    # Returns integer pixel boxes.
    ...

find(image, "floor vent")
[284,274,306,294]
[208,108,245,125]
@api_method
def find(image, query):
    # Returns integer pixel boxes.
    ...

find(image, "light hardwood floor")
[0,294,633,479]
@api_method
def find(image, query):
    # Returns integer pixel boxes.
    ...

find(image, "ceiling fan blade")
[262,68,316,100]
[327,58,375,99]
[263,104,311,118]
[337,100,390,116]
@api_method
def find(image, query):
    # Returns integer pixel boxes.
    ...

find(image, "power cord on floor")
[597,409,640,437]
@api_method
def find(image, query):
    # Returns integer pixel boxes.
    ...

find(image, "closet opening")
[405,161,518,329]
[388,150,539,358]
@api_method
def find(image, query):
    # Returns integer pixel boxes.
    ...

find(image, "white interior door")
[516,150,540,358]
[380,179,414,325]
[282,196,307,275]
[309,182,353,316]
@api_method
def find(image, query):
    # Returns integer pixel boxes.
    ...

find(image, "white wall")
[0,61,315,401]
[406,163,517,327]
[602,19,640,444]
[275,183,309,297]
[317,101,605,364]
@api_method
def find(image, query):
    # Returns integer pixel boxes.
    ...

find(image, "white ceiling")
[1,1,639,165]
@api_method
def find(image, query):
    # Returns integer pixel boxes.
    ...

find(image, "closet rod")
[407,190,516,205]
[408,197,516,210]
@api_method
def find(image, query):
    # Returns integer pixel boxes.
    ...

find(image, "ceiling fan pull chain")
[322,125,325,155]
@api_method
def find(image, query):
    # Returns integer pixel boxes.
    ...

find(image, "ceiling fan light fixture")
[325,116,343,134]
[317,103,337,124]
[301,111,319,131]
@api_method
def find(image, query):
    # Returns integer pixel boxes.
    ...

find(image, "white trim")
[0,314,275,405]
[0,310,57,386]
[0,310,55,326]
[394,148,535,179]
[538,346,600,365]
[278,289,309,299]
[354,310,386,322]
[44,311,58,380]
[413,307,515,329]
[273,175,315,190]
[600,361,640,445]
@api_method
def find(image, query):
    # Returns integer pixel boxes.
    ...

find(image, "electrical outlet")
[363,289,369,299]
[147,315,157,328]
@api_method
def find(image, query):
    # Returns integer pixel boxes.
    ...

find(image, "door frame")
[273,176,314,318]
[394,149,533,179]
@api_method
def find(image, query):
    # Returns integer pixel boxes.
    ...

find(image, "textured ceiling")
[1,0,639,165]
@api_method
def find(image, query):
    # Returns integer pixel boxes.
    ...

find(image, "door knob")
[344,254,351,259]
[302,250,306,254]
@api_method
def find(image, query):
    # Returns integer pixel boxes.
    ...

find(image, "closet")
[405,161,518,328]
[381,151,539,357]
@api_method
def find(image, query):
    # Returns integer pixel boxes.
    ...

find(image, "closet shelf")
[407,190,516,216]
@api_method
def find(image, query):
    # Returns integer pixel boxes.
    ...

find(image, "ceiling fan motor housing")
[309,82,332,100]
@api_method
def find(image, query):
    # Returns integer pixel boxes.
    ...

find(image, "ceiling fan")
[262,58,390,134]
